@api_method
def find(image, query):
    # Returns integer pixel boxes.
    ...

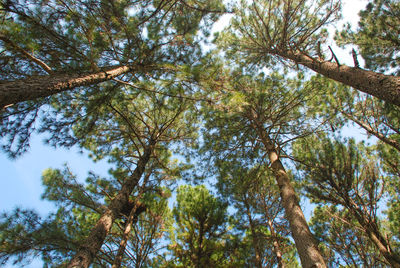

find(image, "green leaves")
[0,0,224,157]
[2,0,400,266]
[292,134,400,265]
[293,135,374,203]
[335,0,400,75]
[169,184,229,268]
[309,205,383,266]
[0,208,77,267]
[218,0,340,68]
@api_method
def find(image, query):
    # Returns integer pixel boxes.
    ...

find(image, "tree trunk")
[276,50,400,107]
[259,188,286,268]
[347,200,400,267]
[111,201,146,268]
[0,65,133,109]
[196,220,205,268]
[244,201,263,268]
[67,142,154,268]
[253,122,326,267]
[267,219,285,268]
[367,230,400,268]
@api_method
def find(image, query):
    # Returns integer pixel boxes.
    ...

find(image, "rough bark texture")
[0,65,132,108]
[254,123,326,268]
[277,50,400,107]
[67,143,154,268]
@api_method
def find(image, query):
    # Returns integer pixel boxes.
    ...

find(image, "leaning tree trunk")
[365,227,400,268]
[0,65,135,109]
[253,122,326,268]
[259,189,286,268]
[347,200,400,267]
[276,50,400,107]
[111,200,146,268]
[67,142,155,268]
[267,219,285,268]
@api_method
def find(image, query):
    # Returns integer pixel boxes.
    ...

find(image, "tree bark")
[0,65,134,109]
[266,219,285,268]
[67,142,154,268]
[252,121,326,268]
[259,189,286,268]
[111,201,146,268]
[347,200,400,267]
[276,50,400,107]
[367,230,400,268]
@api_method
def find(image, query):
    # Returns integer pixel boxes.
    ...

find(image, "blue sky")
[0,135,112,267]
[0,135,111,216]
[0,0,368,266]
[0,0,368,219]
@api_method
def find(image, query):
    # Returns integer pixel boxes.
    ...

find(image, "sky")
[0,0,369,266]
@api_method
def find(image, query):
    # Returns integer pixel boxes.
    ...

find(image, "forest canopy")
[0,0,400,267]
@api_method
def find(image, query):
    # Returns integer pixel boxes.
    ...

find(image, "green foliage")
[117,189,172,267]
[2,0,400,266]
[169,184,229,268]
[293,135,383,206]
[0,0,224,157]
[376,142,400,248]
[310,205,386,267]
[0,175,105,266]
[41,167,106,210]
[39,79,201,179]
[197,67,320,266]
[215,158,298,267]
[0,163,175,267]
[0,0,224,76]
[0,100,44,158]
[200,69,313,167]
[217,0,340,69]
[0,208,74,266]
[335,0,400,75]
[0,58,206,266]
[293,134,400,265]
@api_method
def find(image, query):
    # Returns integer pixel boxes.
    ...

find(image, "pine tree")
[0,0,224,106]
[219,0,400,106]
[336,0,400,75]
[215,158,297,267]
[293,135,400,267]
[0,166,171,267]
[65,83,199,267]
[310,205,386,267]
[0,0,224,157]
[200,68,327,267]
[168,185,229,268]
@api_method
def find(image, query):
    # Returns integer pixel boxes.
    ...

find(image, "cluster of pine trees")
[0,0,399,267]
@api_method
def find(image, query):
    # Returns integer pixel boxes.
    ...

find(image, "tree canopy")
[1,0,400,267]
